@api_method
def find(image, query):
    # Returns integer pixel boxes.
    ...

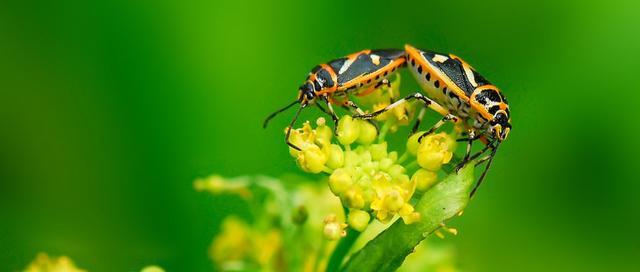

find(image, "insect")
[354,44,511,196]
[263,49,406,150]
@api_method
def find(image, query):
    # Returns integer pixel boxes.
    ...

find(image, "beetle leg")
[354,92,451,120]
[285,103,307,151]
[353,92,460,140]
[417,114,459,142]
[344,99,378,130]
[344,100,365,115]
[320,96,341,134]
[454,130,478,172]
[411,107,427,135]
[316,100,339,128]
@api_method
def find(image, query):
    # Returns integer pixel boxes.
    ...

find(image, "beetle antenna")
[470,141,501,197]
[263,99,300,128]
[285,103,307,151]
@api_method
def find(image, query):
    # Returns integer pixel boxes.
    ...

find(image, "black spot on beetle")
[476,89,501,104]
[425,73,431,81]
[317,69,334,87]
[488,105,500,114]
[448,91,456,98]
[411,59,416,66]
[434,80,440,88]
[384,71,388,76]
[313,80,322,91]
[417,66,423,74]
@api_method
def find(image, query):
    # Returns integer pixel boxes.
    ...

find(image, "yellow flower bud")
[336,115,360,145]
[399,204,421,224]
[384,190,405,211]
[323,214,347,240]
[344,188,365,209]
[296,145,327,173]
[356,120,377,145]
[348,209,371,232]
[344,150,361,167]
[412,169,438,191]
[388,151,398,162]
[361,188,375,207]
[141,266,165,272]
[369,142,388,161]
[325,144,344,169]
[315,117,333,144]
[375,209,391,223]
[378,158,393,171]
[416,133,454,171]
[392,104,410,125]
[406,132,422,156]
[388,164,406,179]
[328,168,352,195]
[358,150,372,163]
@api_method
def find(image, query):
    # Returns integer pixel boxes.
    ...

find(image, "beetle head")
[298,81,317,104]
[489,110,511,141]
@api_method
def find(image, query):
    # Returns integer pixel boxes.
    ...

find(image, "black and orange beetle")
[263,49,406,150]
[354,44,511,196]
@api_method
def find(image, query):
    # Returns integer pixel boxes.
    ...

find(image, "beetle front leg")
[417,113,460,142]
[454,129,479,172]
[316,100,339,128]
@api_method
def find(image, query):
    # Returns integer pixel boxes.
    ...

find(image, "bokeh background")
[1,0,639,271]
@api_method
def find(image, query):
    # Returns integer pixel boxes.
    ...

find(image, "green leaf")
[340,164,475,272]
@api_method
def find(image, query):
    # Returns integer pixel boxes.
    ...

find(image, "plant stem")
[325,226,360,272]
[397,150,410,164]
[377,121,391,143]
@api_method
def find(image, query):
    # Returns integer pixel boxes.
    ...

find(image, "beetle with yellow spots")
[354,44,512,197]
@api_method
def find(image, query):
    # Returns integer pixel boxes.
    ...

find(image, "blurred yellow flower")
[24,253,86,272]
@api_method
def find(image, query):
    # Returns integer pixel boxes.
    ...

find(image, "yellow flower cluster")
[288,116,421,231]
[287,114,457,234]
[287,116,377,174]
[23,253,165,272]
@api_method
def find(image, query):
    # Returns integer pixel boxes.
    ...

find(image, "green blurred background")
[1,0,639,271]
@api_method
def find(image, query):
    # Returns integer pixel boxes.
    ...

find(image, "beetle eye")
[306,92,315,100]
